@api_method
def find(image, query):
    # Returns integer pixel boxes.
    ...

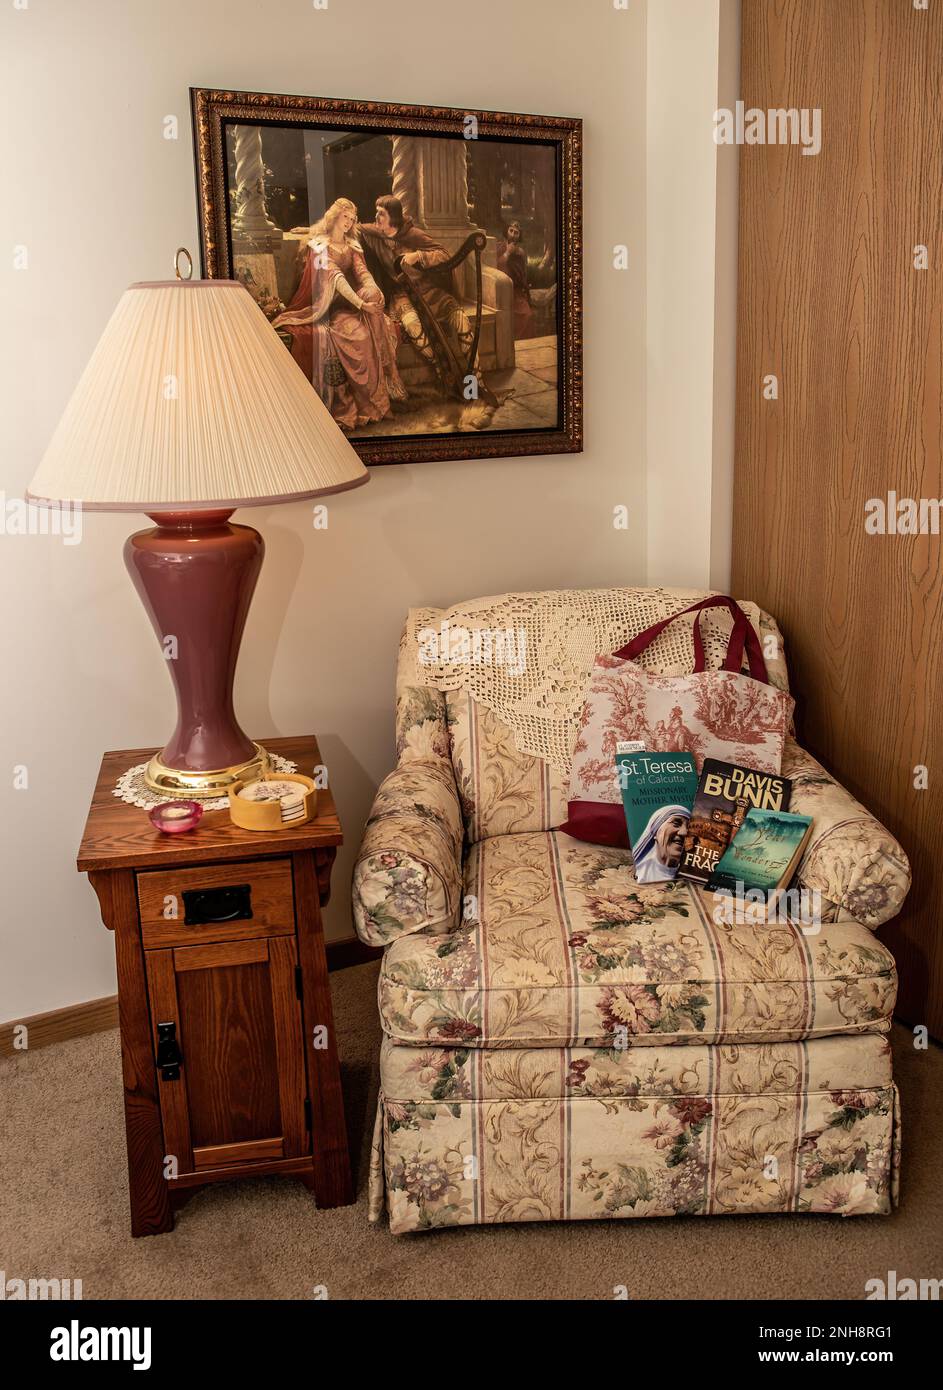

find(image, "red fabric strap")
[614,596,768,683]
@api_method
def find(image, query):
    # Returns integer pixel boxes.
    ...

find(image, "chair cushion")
[377,831,897,1049]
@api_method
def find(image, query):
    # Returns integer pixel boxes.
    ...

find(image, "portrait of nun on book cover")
[192,89,581,466]
[632,805,692,883]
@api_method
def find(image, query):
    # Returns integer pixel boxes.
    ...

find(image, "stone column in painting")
[231,125,281,250]
[390,136,421,227]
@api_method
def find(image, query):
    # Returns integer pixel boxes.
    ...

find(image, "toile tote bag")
[561,595,794,847]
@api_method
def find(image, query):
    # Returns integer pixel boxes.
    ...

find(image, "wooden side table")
[77,734,353,1237]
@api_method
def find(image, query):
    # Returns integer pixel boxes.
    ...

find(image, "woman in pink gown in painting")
[273,197,406,431]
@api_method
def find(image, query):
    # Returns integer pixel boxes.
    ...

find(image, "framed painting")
[191,87,582,465]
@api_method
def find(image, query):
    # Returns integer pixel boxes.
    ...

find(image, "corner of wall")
[710,0,741,592]
[644,0,740,595]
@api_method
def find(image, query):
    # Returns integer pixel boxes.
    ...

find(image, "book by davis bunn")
[679,758,792,888]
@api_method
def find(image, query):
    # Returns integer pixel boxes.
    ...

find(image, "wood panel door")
[145,935,309,1174]
[734,0,943,1035]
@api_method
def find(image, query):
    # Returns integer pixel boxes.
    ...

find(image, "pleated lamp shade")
[27,278,369,511]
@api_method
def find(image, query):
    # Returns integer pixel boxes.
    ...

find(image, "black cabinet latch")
[156,1021,183,1081]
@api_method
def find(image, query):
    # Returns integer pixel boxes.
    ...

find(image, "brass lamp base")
[144,743,270,800]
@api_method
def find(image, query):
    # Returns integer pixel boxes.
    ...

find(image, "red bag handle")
[614,596,769,683]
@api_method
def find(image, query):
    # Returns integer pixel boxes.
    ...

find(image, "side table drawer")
[137,858,294,949]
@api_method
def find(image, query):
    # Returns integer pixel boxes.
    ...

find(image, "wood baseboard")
[326,935,383,971]
[0,995,119,1057]
[0,935,381,1058]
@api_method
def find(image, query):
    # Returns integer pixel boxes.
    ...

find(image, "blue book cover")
[709,808,813,893]
[616,751,698,883]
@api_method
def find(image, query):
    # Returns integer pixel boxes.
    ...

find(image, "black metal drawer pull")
[182,883,253,926]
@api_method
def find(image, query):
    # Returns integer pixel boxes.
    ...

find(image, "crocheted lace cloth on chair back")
[400,586,789,841]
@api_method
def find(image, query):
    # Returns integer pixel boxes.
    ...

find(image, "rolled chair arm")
[352,758,464,947]
[784,739,910,930]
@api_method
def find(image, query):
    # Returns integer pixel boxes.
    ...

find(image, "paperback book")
[709,808,813,894]
[616,750,698,883]
[678,758,792,887]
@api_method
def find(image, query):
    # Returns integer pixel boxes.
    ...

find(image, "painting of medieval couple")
[274,194,497,434]
[222,123,563,451]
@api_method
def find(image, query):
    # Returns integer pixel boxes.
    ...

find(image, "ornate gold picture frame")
[191,87,582,465]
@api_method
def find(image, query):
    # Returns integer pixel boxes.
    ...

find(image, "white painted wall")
[646,0,740,590]
[0,0,736,1021]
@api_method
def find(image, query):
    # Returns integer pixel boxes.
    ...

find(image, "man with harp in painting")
[358,195,500,410]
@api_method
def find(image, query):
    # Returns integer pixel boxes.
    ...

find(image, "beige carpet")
[2,961,941,1301]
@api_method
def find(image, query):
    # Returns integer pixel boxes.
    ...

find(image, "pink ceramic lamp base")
[124,510,269,798]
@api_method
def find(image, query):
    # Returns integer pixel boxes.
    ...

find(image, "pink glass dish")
[148,800,204,834]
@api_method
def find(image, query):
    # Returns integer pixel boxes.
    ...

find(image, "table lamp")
[27,250,368,797]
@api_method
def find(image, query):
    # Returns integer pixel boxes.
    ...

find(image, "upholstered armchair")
[352,588,908,1233]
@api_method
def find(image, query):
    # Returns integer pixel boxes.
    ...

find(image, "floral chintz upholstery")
[783,742,910,929]
[352,759,463,947]
[446,706,908,931]
[351,632,464,947]
[379,833,897,1050]
[371,1033,899,1232]
[353,589,909,1233]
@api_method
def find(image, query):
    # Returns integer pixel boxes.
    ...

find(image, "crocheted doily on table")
[113,754,298,812]
[402,586,790,774]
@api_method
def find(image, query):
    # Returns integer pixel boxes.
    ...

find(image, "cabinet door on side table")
[144,935,309,1176]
